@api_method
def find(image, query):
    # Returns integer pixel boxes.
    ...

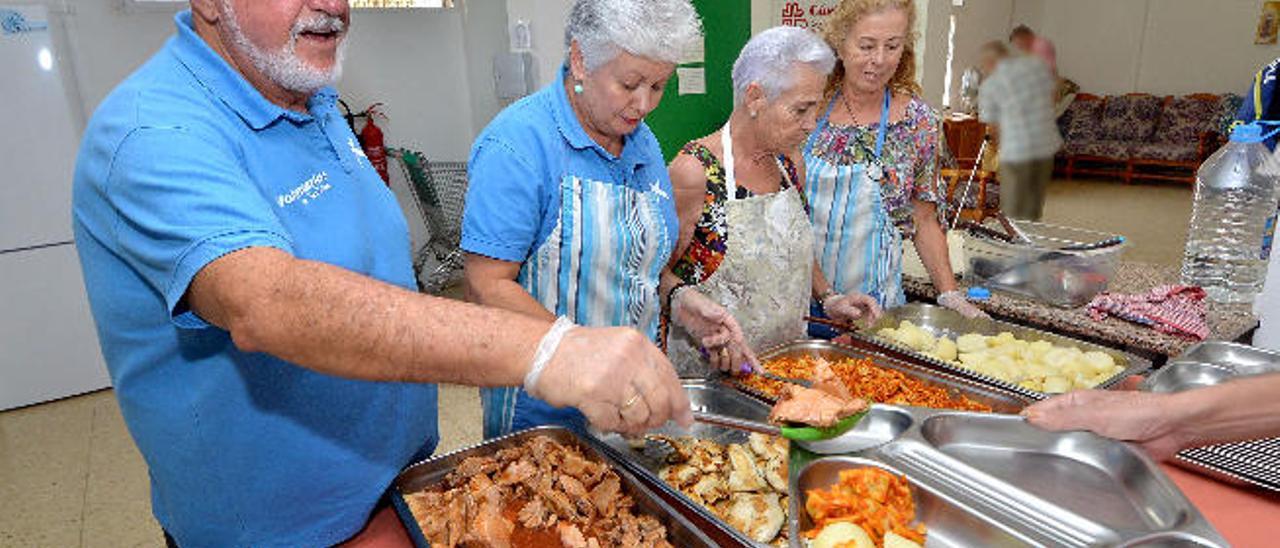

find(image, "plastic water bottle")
[1181,123,1280,303]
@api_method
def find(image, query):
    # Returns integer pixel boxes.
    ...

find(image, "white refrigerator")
[0,5,109,410]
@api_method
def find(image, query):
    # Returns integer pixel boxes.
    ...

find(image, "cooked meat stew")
[404,435,673,548]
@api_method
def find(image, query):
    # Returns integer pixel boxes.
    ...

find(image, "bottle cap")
[1230,122,1265,143]
[967,287,992,301]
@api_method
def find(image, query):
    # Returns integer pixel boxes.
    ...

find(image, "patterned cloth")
[1152,96,1218,144]
[1221,92,1246,137]
[1062,98,1104,145]
[1064,140,1129,158]
[805,94,946,238]
[1087,285,1210,341]
[1099,94,1164,142]
[978,55,1063,163]
[1130,142,1199,162]
[670,142,800,285]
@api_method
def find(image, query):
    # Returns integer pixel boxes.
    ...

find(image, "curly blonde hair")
[820,0,921,99]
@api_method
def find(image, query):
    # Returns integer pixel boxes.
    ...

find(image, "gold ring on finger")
[621,393,641,409]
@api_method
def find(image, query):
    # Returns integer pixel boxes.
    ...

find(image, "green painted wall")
[646,0,753,161]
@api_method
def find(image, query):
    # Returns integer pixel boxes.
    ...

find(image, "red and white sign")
[775,1,840,31]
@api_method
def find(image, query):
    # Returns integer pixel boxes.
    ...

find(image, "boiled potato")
[933,337,959,362]
[1042,375,1071,393]
[885,531,924,548]
[956,333,988,353]
[811,522,874,548]
[875,320,1119,392]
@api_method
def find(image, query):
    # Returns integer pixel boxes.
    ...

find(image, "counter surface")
[344,463,1280,548]
[904,261,1258,358]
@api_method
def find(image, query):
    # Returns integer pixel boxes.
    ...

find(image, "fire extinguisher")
[358,103,390,185]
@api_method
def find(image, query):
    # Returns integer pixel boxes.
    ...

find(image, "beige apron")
[670,121,814,377]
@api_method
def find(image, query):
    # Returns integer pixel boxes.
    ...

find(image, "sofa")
[1056,92,1240,184]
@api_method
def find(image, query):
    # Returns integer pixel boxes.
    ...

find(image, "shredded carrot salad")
[742,355,992,412]
[804,468,927,545]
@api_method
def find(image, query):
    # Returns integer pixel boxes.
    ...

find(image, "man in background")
[977,41,1062,221]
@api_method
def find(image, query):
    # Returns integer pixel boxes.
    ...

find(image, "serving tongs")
[750,368,812,388]
[691,408,892,455]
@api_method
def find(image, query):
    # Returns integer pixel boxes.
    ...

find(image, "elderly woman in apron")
[461,0,704,438]
[663,27,883,376]
[803,0,986,340]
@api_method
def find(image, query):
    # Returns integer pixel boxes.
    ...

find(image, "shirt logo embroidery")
[649,181,669,200]
[278,171,333,207]
[348,137,367,167]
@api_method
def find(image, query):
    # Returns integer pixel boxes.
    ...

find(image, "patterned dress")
[670,142,803,285]
[803,93,947,312]
[804,95,947,239]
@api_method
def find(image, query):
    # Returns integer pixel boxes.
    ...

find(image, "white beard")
[220,0,348,95]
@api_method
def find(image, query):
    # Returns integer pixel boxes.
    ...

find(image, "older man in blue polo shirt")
[70,1,691,546]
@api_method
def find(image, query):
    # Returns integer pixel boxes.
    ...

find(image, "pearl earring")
[750,111,758,118]
[573,83,584,94]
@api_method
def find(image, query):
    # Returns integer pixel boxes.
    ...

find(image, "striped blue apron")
[804,89,904,338]
[481,146,674,439]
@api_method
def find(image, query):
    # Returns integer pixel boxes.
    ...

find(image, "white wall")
[505,0,570,89]
[934,0,1280,98]
[56,2,478,161]
[340,9,474,159]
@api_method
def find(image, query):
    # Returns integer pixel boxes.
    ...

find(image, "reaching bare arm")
[1025,374,1280,460]
[463,253,556,322]
[911,200,959,294]
[189,247,542,385]
[187,246,693,433]
[660,148,755,373]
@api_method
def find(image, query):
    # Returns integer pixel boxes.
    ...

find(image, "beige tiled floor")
[0,177,1191,546]
[0,384,483,547]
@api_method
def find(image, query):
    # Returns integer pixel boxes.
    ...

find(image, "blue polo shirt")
[461,65,676,266]
[71,11,438,547]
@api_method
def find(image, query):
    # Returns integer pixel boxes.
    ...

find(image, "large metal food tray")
[389,426,717,548]
[790,406,1228,547]
[857,303,1152,400]
[1141,341,1280,492]
[745,339,1036,413]
[592,380,779,547]
[792,457,1030,547]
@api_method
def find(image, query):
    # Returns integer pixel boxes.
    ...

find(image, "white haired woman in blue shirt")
[462,0,739,438]
[663,27,883,377]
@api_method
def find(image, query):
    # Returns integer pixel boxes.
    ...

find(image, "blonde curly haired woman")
[803,0,985,337]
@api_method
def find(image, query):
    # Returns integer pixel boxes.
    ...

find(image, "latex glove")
[673,288,758,374]
[1022,389,1189,461]
[938,290,989,319]
[822,293,884,327]
[528,325,693,435]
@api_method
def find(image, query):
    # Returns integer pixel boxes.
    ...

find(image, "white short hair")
[732,26,836,105]
[565,0,703,72]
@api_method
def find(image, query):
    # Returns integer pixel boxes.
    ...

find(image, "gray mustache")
[293,15,345,36]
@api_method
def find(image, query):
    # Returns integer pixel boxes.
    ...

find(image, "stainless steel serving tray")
[591,380,778,547]
[789,406,1228,547]
[791,457,1031,547]
[858,303,1152,400]
[746,339,1036,413]
[1141,341,1280,492]
[389,426,717,548]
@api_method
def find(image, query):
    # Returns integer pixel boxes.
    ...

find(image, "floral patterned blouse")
[806,94,947,238]
[670,142,801,285]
